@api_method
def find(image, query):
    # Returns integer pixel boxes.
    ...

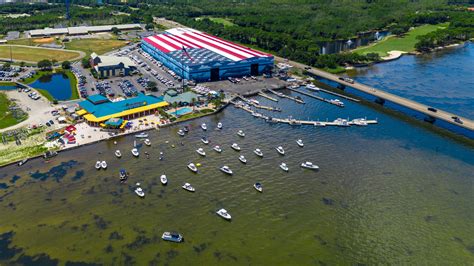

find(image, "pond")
[30,73,72,101]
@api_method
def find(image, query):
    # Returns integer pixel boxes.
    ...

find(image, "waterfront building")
[90,53,136,78]
[141,27,274,82]
[28,24,142,37]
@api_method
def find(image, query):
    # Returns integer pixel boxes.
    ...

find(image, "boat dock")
[236,96,281,112]
[258,92,279,102]
[267,89,305,104]
[317,87,360,102]
[287,87,344,107]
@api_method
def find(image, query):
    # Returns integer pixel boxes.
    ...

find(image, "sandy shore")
[381,50,406,61]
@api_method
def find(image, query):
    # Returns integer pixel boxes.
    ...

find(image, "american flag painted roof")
[143,28,272,62]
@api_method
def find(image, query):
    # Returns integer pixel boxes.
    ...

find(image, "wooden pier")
[258,92,279,102]
[267,89,305,104]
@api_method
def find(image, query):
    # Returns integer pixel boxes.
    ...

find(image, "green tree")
[81,57,90,68]
[19,61,25,68]
[191,97,196,111]
[2,62,11,70]
[37,59,52,70]
[111,27,120,35]
[61,60,71,69]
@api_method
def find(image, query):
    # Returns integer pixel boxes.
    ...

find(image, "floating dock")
[287,87,344,107]
[267,89,305,104]
[258,92,279,102]
[236,96,281,112]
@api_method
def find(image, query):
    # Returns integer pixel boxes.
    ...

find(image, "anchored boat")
[162,232,183,243]
[220,165,233,175]
[254,148,263,157]
[196,148,206,156]
[160,174,168,185]
[182,182,195,192]
[216,208,232,220]
[231,143,241,151]
[254,182,263,192]
[276,146,285,155]
[187,163,198,173]
[239,155,247,164]
[213,145,222,153]
[301,161,319,170]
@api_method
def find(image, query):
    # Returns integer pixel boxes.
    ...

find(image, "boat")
[95,161,101,170]
[249,99,260,105]
[101,161,107,169]
[144,139,151,146]
[162,232,183,243]
[280,162,289,172]
[276,146,285,155]
[254,182,263,192]
[196,148,206,156]
[119,169,127,179]
[182,182,195,192]
[17,158,28,166]
[254,148,263,157]
[160,174,168,185]
[135,132,148,138]
[296,139,304,147]
[330,99,344,107]
[301,161,319,170]
[115,150,122,158]
[177,129,185,136]
[131,148,139,157]
[217,122,223,130]
[213,145,222,153]
[201,123,207,131]
[352,118,368,126]
[237,130,245,137]
[216,208,232,220]
[183,126,189,132]
[201,136,209,144]
[238,155,247,164]
[43,150,57,159]
[135,186,145,198]
[187,163,198,173]
[220,165,233,175]
[334,118,350,127]
[231,143,241,151]
[306,84,320,91]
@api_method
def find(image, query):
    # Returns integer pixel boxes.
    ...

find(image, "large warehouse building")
[141,28,274,82]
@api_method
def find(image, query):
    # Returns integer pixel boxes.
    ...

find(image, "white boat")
[187,163,198,173]
[280,162,289,172]
[182,182,195,192]
[95,161,101,170]
[306,84,320,91]
[160,174,168,185]
[201,137,209,144]
[254,148,263,157]
[220,165,233,175]
[301,161,319,170]
[135,187,145,197]
[217,122,223,130]
[18,158,28,166]
[237,130,245,137]
[131,148,139,157]
[135,133,148,138]
[201,123,207,131]
[238,155,247,164]
[254,182,263,192]
[213,145,222,153]
[144,139,151,146]
[177,129,185,136]
[115,150,122,158]
[231,143,241,151]
[216,208,232,220]
[196,148,206,156]
[276,146,285,155]
[162,232,183,243]
[101,161,107,169]
[296,139,304,147]
[330,99,345,107]
[352,118,368,126]
[334,118,350,127]
[249,99,260,105]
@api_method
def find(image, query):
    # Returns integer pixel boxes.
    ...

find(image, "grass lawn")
[65,38,128,57]
[7,38,56,46]
[196,17,236,27]
[0,45,81,62]
[21,70,52,84]
[0,81,17,86]
[63,69,79,100]
[175,109,215,122]
[354,23,449,56]
[0,92,27,129]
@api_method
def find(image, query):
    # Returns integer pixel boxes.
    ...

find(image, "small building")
[28,24,142,37]
[90,53,136,78]
[77,93,169,127]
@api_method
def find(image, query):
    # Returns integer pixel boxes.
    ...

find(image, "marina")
[287,87,345,107]
[267,88,305,104]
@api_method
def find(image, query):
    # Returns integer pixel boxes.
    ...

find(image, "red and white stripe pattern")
[143,28,271,62]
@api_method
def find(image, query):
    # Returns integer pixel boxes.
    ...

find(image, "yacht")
[131,148,139,157]
[213,145,222,153]
[254,148,263,157]
[201,123,207,131]
[187,163,198,173]
[254,182,263,192]
[182,182,195,192]
[135,186,145,198]
[306,84,320,91]
[239,155,247,164]
[135,132,148,138]
[296,139,304,147]
[276,146,285,155]
[196,148,206,156]
[280,162,289,172]
[237,130,245,137]
[231,143,241,151]
[217,122,223,130]
[177,129,185,136]
[162,232,183,243]
[101,161,107,169]
[160,174,168,185]
[95,161,101,170]
[115,150,122,158]
[330,99,345,107]
[220,165,233,175]
[216,208,232,220]
[301,161,319,170]
[144,139,151,146]
[201,136,209,144]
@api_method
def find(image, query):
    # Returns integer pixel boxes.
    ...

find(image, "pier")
[236,96,281,112]
[267,89,305,104]
[258,92,279,102]
[316,87,360,102]
[287,87,344,107]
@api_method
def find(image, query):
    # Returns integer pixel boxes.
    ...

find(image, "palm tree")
[191,97,196,112]
[172,102,178,116]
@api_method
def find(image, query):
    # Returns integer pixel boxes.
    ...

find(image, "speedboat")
[162,232,183,243]
[201,136,209,144]
[144,139,151,146]
[220,165,233,175]
[177,129,185,136]
[306,84,320,91]
[216,208,232,220]
[201,123,207,131]
[217,122,223,130]
[18,158,28,166]
[249,99,260,105]
[101,161,107,169]
[239,155,247,164]
[119,169,127,180]
[196,148,206,156]
[330,99,344,107]
[231,143,241,151]
[276,146,285,155]
[135,132,148,138]
[301,161,319,170]
[183,126,189,133]
[160,174,168,185]
[352,118,368,126]
[254,148,263,157]
[213,145,222,153]
[135,186,145,198]
[296,139,304,147]
[182,182,195,192]
[131,148,139,157]
[115,150,122,158]
[187,163,198,173]
[280,162,289,172]
[254,182,263,192]
[95,161,101,170]
[237,130,245,137]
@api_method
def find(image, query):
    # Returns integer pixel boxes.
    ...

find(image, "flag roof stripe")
[153,35,182,50]
[184,32,255,59]
[196,31,270,57]
[148,36,176,52]
[143,37,171,53]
